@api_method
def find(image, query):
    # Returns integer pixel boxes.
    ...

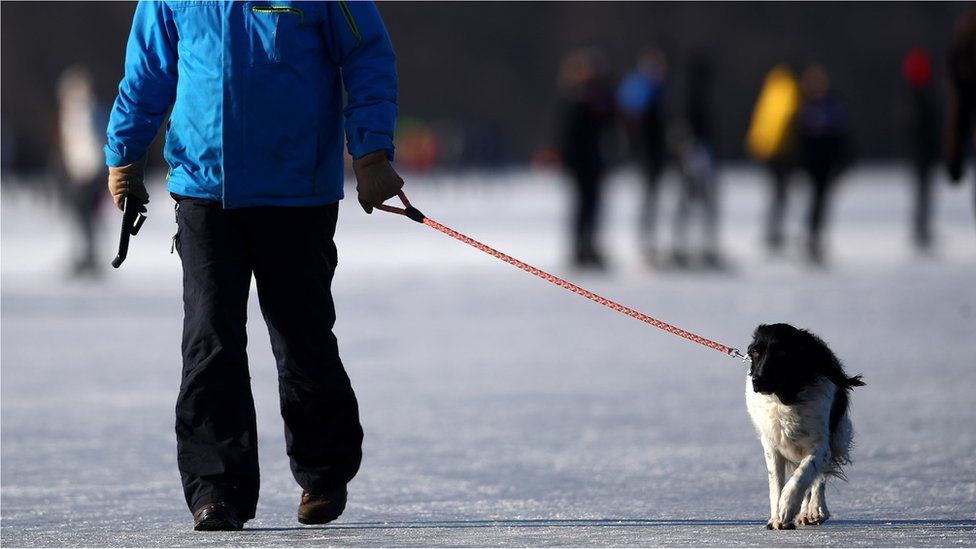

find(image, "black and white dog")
[745,324,864,529]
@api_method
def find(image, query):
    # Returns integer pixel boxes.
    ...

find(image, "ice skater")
[54,66,108,277]
[669,53,723,269]
[796,65,852,265]
[901,48,941,253]
[746,64,801,255]
[104,1,404,530]
[558,48,616,269]
[618,49,669,265]
[946,10,976,226]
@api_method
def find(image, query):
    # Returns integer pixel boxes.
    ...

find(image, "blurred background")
[2,1,975,272]
[2,2,975,546]
[2,3,974,168]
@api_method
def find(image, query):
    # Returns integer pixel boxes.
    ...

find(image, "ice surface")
[2,166,975,546]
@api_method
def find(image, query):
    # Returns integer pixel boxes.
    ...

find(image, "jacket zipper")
[337,1,362,45]
[251,5,304,28]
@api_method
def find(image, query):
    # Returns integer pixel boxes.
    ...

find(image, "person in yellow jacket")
[746,65,801,252]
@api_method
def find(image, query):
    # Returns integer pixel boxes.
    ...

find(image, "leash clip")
[729,348,751,363]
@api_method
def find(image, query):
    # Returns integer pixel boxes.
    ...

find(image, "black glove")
[353,150,404,214]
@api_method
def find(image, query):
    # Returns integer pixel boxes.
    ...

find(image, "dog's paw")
[801,507,829,526]
[766,519,796,530]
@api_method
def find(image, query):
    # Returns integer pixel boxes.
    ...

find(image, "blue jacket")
[105,1,397,208]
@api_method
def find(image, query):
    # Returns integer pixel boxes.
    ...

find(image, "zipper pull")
[172,202,180,254]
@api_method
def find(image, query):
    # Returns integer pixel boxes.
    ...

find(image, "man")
[946,10,976,224]
[104,1,403,531]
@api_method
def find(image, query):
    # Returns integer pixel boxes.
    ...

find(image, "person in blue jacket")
[105,1,404,531]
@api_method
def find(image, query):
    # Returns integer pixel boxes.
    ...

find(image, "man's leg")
[807,175,832,264]
[912,165,933,251]
[174,197,260,521]
[570,170,591,265]
[639,164,662,262]
[247,203,364,496]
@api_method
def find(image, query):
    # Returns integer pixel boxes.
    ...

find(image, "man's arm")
[104,1,179,208]
[325,1,398,161]
[325,1,402,213]
[106,1,179,166]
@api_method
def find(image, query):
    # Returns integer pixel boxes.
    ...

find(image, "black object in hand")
[111,196,148,269]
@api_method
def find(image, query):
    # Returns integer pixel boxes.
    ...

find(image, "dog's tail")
[803,329,865,390]
[843,374,865,389]
[824,370,865,391]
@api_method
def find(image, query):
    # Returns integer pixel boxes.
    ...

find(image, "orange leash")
[376,191,748,362]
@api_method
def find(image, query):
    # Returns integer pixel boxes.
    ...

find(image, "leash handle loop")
[375,191,425,222]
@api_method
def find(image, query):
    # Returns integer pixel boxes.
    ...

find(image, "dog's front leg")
[761,441,788,529]
[804,476,830,525]
[796,488,812,525]
[777,447,830,526]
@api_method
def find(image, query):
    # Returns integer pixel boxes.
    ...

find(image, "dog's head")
[747,323,850,404]
[748,323,864,404]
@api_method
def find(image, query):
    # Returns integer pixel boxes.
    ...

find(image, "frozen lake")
[3,166,975,546]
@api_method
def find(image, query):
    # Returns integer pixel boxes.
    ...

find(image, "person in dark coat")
[902,48,941,252]
[558,48,616,269]
[946,10,976,226]
[797,65,852,265]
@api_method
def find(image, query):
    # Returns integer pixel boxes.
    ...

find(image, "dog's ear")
[748,325,770,376]
[765,342,786,375]
[762,326,816,404]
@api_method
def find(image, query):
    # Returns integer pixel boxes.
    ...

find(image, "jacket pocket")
[246,4,305,66]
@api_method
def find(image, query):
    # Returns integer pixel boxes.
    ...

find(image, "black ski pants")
[173,196,363,521]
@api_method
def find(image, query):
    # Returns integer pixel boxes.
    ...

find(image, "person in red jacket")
[902,48,941,253]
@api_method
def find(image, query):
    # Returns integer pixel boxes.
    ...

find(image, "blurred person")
[796,65,852,265]
[54,66,108,277]
[669,53,724,270]
[746,64,802,254]
[946,10,976,224]
[104,1,402,531]
[1,120,14,175]
[396,117,439,172]
[558,48,616,269]
[618,48,669,264]
[902,48,941,253]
